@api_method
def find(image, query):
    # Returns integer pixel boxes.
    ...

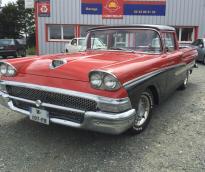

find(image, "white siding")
[38,0,205,55]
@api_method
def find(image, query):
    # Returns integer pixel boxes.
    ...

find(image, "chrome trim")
[0,61,17,77]
[0,80,132,113]
[89,70,121,91]
[0,94,136,134]
[86,28,164,54]
[49,59,67,69]
[8,95,85,114]
[0,80,122,102]
[123,63,186,87]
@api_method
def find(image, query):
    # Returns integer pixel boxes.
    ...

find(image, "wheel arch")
[147,85,159,105]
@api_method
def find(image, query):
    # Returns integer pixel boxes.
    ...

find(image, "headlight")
[0,64,7,75]
[90,73,102,88]
[104,74,119,90]
[89,71,121,91]
[0,62,17,77]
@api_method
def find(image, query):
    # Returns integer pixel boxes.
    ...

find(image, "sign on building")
[81,0,166,18]
[38,0,50,17]
[25,0,34,9]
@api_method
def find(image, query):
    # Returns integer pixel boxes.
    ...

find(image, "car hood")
[18,51,149,82]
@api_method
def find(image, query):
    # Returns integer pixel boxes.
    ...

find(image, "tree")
[0,2,21,38]
[16,0,35,42]
[0,0,35,47]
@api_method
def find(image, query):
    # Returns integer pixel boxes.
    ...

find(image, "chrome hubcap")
[184,77,188,86]
[134,95,151,127]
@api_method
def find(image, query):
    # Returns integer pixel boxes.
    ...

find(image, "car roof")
[88,25,175,32]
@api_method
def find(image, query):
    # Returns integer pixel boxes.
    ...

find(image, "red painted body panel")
[0,28,198,99]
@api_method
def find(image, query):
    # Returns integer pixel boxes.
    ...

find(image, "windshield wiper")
[109,47,135,53]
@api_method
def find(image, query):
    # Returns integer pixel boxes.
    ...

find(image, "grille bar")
[12,100,84,124]
[6,85,97,111]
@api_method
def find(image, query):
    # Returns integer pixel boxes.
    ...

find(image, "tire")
[21,50,26,57]
[14,51,18,58]
[129,90,153,134]
[203,57,205,65]
[179,71,189,90]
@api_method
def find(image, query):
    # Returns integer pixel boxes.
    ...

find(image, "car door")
[69,39,78,52]
[162,32,184,92]
[192,39,204,61]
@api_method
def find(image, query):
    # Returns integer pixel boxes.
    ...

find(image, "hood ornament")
[50,59,67,69]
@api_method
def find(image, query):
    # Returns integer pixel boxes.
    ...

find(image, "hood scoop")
[50,59,67,69]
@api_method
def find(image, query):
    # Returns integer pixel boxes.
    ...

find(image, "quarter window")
[163,33,176,52]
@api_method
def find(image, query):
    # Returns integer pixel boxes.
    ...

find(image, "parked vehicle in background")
[0,39,26,59]
[0,25,197,135]
[65,37,106,53]
[192,38,205,64]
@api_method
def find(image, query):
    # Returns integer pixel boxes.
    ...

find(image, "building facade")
[35,0,205,55]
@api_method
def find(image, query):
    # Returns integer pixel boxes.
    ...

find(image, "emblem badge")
[35,100,42,107]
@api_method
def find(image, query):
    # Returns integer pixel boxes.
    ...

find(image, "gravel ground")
[0,64,205,172]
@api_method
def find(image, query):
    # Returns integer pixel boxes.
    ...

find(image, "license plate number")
[30,107,49,125]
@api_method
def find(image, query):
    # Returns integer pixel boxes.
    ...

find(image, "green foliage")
[0,0,35,45]
[27,46,36,55]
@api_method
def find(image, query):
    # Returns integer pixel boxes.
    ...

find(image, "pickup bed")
[0,25,198,135]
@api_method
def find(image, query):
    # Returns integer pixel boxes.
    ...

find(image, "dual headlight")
[0,62,17,77]
[89,71,121,91]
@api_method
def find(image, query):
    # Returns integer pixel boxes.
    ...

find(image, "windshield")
[78,39,86,46]
[87,29,162,53]
[0,39,14,46]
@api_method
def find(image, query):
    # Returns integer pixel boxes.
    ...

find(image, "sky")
[2,0,17,6]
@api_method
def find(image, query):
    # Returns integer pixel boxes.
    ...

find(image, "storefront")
[35,0,205,55]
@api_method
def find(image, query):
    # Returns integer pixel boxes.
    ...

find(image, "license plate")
[30,107,49,125]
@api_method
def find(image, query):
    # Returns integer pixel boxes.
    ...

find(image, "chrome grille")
[6,85,97,111]
[12,100,84,123]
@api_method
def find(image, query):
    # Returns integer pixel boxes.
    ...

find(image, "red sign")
[38,1,50,17]
[102,0,124,19]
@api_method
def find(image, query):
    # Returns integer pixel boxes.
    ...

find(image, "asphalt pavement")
[0,64,205,172]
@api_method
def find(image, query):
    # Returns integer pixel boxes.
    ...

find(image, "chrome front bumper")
[0,91,136,135]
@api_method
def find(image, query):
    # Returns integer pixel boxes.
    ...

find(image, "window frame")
[47,24,75,42]
[175,27,195,43]
[162,32,177,52]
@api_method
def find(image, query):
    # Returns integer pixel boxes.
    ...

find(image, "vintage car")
[64,37,106,53]
[0,25,198,135]
[192,38,205,64]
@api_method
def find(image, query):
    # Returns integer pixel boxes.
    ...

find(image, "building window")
[48,25,75,41]
[80,25,100,37]
[175,27,194,43]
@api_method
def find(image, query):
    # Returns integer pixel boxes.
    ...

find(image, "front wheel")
[179,71,189,90]
[129,90,153,134]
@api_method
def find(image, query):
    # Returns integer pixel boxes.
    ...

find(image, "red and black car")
[0,39,26,59]
[0,25,198,135]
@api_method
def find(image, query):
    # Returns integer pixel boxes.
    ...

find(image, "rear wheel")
[129,90,153,134]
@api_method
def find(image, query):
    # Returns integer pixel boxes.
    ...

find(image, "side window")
[163,32,176,52]
[71,39,77,46]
